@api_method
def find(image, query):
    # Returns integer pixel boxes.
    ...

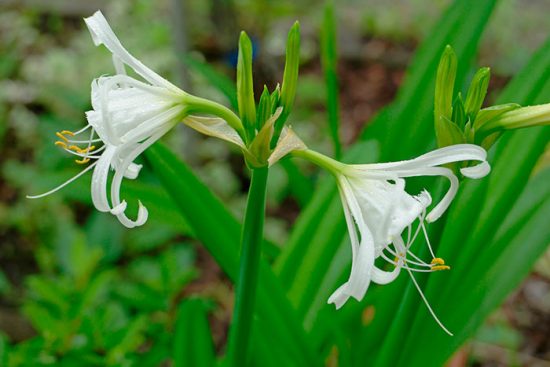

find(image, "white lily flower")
[27,10,188,228]
[295,144,490,335]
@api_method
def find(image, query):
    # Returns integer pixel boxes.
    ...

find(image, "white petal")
[371,264,400,285]
[84,11,181,93]
[371,236,405,285]
[124,163,142,179]
[345,176,424,253]
[119,105,184,145]
[346,231,375,301]
[389,166,458,223]
[110,201,127,215]
[91,145,117,212]
[327,283,352,309]
[330,177,376,305]
[354,144,487,172]
[460,160,491,178]
[85,110,109,145]
[110,123,172,228]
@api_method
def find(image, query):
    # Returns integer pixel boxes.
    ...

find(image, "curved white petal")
[91,145,117,212]
[109,124,171,228]
[371,236,406,285]
[327,283,352,309]
[110,200,127,215]
[84,11,181,93]
[124,163,142,179]
[389,166,459,223]
[328,177,376,307]
[119,105,184,145]
[371,264,401,285]
[348,144,488,178]
[460,160,491,178]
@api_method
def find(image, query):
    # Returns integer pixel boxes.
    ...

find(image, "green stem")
[292,149,344,174]
[227,167,269,367]
[183,94,246,139]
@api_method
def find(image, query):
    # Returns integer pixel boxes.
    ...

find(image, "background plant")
[1,0,549,366]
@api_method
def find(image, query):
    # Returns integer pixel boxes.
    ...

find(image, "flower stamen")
[75,157,91,164]
[55,132,69,142]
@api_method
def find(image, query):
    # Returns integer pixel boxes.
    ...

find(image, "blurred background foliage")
[0,0,549,366]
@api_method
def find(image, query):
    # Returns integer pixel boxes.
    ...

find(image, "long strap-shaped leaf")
[145,144,321,367]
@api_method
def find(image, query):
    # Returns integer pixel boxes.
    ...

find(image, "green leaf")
[321,0,342,159]
[173,299,215,367]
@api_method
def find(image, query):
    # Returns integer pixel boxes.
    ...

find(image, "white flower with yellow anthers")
[28,11,246,228]
[293,144,490,335]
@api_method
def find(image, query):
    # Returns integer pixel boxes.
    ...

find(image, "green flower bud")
[256,86,272,129]
[452,93,466,128]
[464,67,490,123]
[479,103,550,132]
[279,21,300,125]
[434,45,457,147]
[473,103,521,132]
[237,31,256,144]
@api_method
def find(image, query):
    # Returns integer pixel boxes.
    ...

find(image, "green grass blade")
[174,299,215,367]
[320,0,342,159]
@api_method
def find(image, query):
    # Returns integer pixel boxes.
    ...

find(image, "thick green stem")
[227,167,269,366]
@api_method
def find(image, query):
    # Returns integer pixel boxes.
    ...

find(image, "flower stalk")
[227,167,269,366]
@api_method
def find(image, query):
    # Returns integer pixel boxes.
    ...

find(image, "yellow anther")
[431,258,445,265]
[432,265,450,271]
[55,141,68,149]
[60,130,75,136]
[75,158,90,164]
[68,145,95,154]
[55,132,69,142]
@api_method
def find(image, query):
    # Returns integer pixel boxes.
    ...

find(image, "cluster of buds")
[434,45,550,151]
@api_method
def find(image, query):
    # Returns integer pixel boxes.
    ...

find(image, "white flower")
[27,11,187,228]
[298,144,490,335]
